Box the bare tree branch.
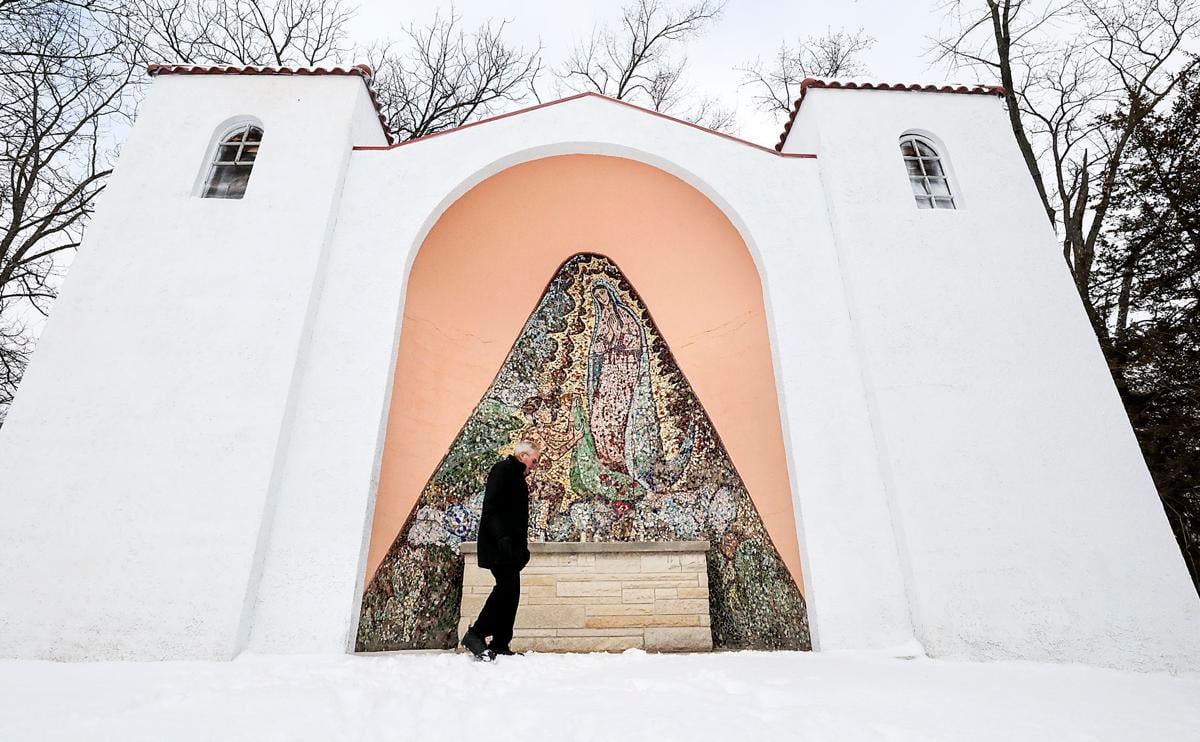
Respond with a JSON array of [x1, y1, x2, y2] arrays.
[[361, 11, 542, 141], [0, 0, 358, 423], [0, 1, 136, 423], [931, 0, 1199, 331], [114, 0, 354, 67], [738, 28, 876, 116], [555, 0, 735, 130]]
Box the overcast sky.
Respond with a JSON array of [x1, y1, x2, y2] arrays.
[[348, 0, 967, 146], [18, 1, 974, 341]]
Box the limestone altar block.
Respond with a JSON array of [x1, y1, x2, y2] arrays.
[[457, 541, 713, 653]]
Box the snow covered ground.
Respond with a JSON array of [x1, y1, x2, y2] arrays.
[[2, 649, 1198, 741]]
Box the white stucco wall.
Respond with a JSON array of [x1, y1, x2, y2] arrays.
[[246, 94, 916, 656], [0, 73, 386, 660], [2, 73, 1194, 670], [785, 87, 1200, 671]]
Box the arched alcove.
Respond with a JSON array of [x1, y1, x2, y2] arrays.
[[359, 154, 805, 647]]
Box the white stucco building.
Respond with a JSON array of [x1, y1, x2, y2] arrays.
[[0, 65, 1196, 671]]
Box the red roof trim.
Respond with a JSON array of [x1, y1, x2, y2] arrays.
[[146, 63, 394, 144], [774, 78, 1006, 152], [351, 91, 817, 159]]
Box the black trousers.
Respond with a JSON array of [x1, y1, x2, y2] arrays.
[[470, 567, 521, 648]]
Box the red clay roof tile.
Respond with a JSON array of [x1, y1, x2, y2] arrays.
[[146, 64, 393, 144], [774, 78, 1006, 152]]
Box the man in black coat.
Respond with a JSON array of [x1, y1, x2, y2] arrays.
[[461, 439, 541, 660]]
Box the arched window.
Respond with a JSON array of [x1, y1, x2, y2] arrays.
[[900, 134, 956, 210], [201, 124, 263, 199]]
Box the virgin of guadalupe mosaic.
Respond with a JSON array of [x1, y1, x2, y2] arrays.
[[356, 253, 810, 651]]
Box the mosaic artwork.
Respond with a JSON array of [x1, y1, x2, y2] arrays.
[[356, 253, 810, 651]]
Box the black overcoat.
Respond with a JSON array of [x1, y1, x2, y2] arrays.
[[476, 455, 531, 570]]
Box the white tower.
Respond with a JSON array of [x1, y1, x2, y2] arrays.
[[781, 79, 1200, 670], [0, 66, 389, 660]]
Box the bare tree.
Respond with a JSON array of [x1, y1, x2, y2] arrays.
[[115, 0, 355, 66], [361, 11, 542, 141], [556, 0, 735, 130], [0, 0, 134, 424], [739, 28, 877, 116], [686, 94, 738, 132], [0, 314, 30, 423], [932, 0, 1200, 315], [932, 1, 1063, 228], [935, 1, 1200, 594]]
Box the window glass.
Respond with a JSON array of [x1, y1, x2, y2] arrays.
[[900, 135, 956, 210], [201, 124, 263, 199]]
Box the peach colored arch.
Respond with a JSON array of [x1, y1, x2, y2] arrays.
[[364, 154, 804, 592]]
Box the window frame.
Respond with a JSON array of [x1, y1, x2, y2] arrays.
[[899, 133, 958, 211], [198, 121, 264, 200]]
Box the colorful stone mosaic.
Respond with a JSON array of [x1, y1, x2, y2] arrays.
[[356, 253, 810, 652]]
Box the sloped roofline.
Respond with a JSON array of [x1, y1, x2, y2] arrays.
[[773, 78, 1006, 152], [143, 67, 1006, 156], [351, 91, 816, 159]]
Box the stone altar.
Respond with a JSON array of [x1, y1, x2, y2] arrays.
[[457, 541, 713, 653]]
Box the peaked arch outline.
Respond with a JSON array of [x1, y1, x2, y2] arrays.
[[356, 253, 810, 652]]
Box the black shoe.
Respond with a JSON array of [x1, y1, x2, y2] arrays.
[[489, 644, 523, 656], [461, 629, 495, 661]]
